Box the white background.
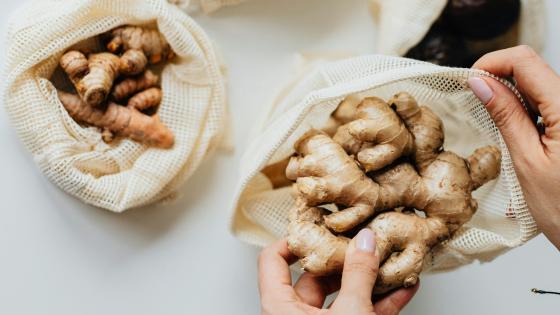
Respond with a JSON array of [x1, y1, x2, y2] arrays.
[[1, 0, 559, 314]]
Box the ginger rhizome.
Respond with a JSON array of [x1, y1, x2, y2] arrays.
[[58, 91, 173, 148], [106, 25, 175, 64], [57, 25, 175, 148], [284, 92, 501, 294], [333, 96, 414, 172]]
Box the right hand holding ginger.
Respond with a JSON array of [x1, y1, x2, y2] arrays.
[[468, 45, 560, 249]]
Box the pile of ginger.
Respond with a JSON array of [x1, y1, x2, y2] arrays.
[[56, 25, 176, 148], [265, 92, 502, 294]]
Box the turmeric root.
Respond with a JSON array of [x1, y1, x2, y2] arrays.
[[60, 51, 148, 107], [112, 70, 159, 101], [333, 97, 414, 172], [127, 87, 162, 111], [119, 49, 148, 76], [286, 92, 501, 293], [106, 25, 175, 64], [58, 91, 174, 148]]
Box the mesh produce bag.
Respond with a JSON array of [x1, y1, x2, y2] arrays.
[[370, 0, 546, 57], [3, 0, 228, 212], [230, 55, 537, 272], [170, 0, 246, 13]]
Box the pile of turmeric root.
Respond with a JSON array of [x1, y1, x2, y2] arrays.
[[56, 25, 176, 148], [269, 92, 502, 294]]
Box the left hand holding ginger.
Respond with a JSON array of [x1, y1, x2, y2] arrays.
[[257, 229, 419, 315]]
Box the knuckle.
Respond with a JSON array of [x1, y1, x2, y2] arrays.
[[345, 259, 379, 277], [477, 51, 494, 63], [487, 100, 517, 130], [516, 45, 537, 59]]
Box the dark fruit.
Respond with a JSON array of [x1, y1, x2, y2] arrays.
[[405, 26, 472, 67], [442, 0, 521, 40]]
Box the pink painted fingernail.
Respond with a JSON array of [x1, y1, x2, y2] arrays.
[[468, 77, 494, 104], [356, 229, 376, 253]]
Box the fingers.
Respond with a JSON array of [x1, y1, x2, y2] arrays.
[[337, 228, 380, 304], [467, 76, 542, 159], [257, 240, 298, 299], [374, 282, 420, 315], [293, 273, 341, 308], [473, 45, 560, 114]]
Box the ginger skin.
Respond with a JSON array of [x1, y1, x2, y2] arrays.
[[60, 51, 148, 107], [286, 92, 501, 294], [58, 91, 174, 148], [287, 201, 349, 275], [107, 25, 175, 64], [286, 131, 384, 232], [112, 70, 159, 101], [333, 97, 414, 172]]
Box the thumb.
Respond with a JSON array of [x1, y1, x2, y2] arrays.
[[336, 228, 379, 304], [467, 77, 541, 158]]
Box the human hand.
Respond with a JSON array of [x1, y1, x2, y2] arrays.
[[257, 229, 419, 315], [467, 45, 560, 249]]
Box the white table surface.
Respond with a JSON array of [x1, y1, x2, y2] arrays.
[[1, 0, 559, 314]]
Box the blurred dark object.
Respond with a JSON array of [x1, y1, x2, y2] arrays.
[[405, 26, 472, 67], [405, 0, 521, 67], [442, 0, 521, 40]]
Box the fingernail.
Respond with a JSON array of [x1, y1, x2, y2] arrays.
[[468, 77, 494, 104], [356, 228, 375, 253]]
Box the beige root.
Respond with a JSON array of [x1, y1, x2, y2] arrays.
[[287, 201, 349, 275], [58, 91, 174, 148], [60, 51, 148, 107], [333, 97, 414, 172], [106, 25, 175, 64], [285, 131, 383, 233], [286, 92, 501, 293]]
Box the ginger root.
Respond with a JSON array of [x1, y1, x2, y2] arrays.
[[333, 97, 414, 172], [106, 25, 175, 64], [58, 91, 174, 148], [60, 51, 148, 107], [286, 92, 501, 293], [286, 131, 384, 233]]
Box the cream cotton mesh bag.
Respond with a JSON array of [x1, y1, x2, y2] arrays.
[[230, 55, 538, 272], [369, 0, 546, 57], [169, 0, 246, 13], [4, 0, 228, 212]]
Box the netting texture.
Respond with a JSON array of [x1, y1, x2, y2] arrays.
[[4, 0, 228, 212], [169, 0, 246, 13], [230, 55, 538, 272]]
